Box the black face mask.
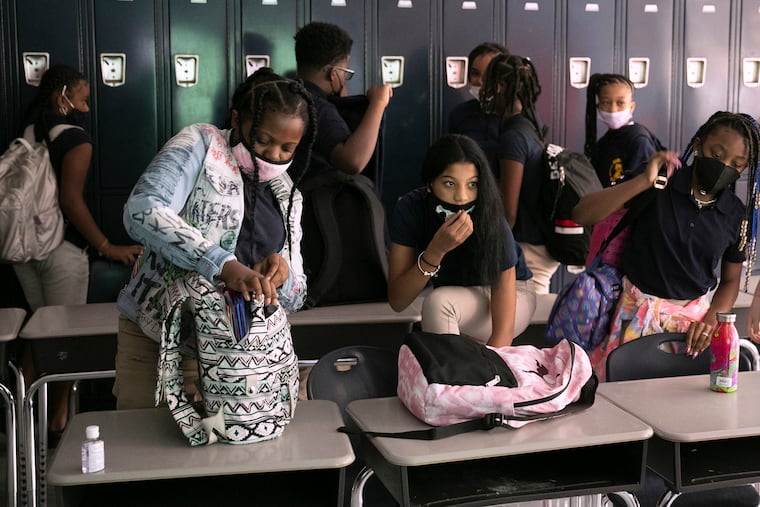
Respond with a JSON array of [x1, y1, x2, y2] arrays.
[[693, 156, 740, 196], [427, 193, 475, 222], [66, 109, 89, 130]]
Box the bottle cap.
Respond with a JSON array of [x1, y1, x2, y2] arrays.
[[717, 312, 736, 323], [85, 425, 100, 439]]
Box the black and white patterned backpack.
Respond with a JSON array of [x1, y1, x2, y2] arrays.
[[156, 271, 299, 446]]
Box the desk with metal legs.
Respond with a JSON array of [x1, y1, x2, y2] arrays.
[[598, 372, 760, 507], [47, 401, 354, 507], [346, 396, 653, 507], [18, 302, 119, 507], [1, 307, 26, 507]]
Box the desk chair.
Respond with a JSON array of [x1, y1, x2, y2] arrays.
[[306, 345, 398, 507], [605, 332, 760, 507]]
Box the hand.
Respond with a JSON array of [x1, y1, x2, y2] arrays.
[[367, 84, 392, 108], [252, 253, 290, 289], [748, 293, 760, 343], [218, 260, 278, 305], [685, 320, 715, 357], [643, 150, 681, 186], [428, 210, 473, 257], [104, 244, 143, 266]]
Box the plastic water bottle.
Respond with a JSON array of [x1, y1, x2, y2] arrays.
[[81, 425, 105, 473], [709, 312, 739, 393]]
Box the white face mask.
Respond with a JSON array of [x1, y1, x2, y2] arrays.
[[232, 142, 292, 182], [468, 85, 481, 101], [597, 109, 633, 130]]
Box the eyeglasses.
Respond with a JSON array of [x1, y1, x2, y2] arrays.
[[332, 65, 355, 81]]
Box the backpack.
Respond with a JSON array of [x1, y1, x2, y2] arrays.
[[0, 124, 81, 263], [540, 144, 603, 266], [156, 271, 299, 446], [379, 332, 598, 438], [299, 170, 389, 308]]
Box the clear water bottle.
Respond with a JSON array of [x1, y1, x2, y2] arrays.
[[709, 312, 739, 393], [81, 424, 105, 473]]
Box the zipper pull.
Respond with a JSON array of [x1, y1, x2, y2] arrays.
[[485, 375, 501, 387]]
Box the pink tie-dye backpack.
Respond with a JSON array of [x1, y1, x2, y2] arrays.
[[391, 332, 597, 437]]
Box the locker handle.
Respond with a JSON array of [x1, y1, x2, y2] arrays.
[[22, 52, 50, 87]]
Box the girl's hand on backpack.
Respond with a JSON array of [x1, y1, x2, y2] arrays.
[[103, 243, 143, 266], [253, 253, 289, 289], [429, 210, 473, 258], [219, 260, 278, 304]]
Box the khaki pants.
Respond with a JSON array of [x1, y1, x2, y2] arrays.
[[519, 242, 561, 295], [113, 315, 199, 410]]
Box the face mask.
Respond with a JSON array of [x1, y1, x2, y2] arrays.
[[693, 156, 740, 196], [597, 109, 633, 130], [232, 141, 293, 182], [428, 193, 475, 222], [468, 85, 480, 101], [66, 110, 89, 128], [232, 141, 254, 174]]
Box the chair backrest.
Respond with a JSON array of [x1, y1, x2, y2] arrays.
[[306, 345, 398, 418], [606, 332, 757, 382]]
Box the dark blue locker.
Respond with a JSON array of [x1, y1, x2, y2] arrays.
[[0, 0, 14, 151], [680, 0, 732, 149], [93, 0, 160, 244], [505, 0, 557, 142], [241, 0, 300, 79], [376, 0, 431, 213], [625, 0, 675, 149], [564, 0, 616, 152], [738, 0, 760, 118], [309, 0, 366, 96], [168, 0, 232, 132], [441, 0, 500, 135]]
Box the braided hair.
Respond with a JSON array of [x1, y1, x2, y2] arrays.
[[28, 64, 87, 142], [420, 134, 507, 285], [479, 53, 546, 141], [681, 111, 760, 292], [584, 73, 635, 163], [229, 67, 317, 261]]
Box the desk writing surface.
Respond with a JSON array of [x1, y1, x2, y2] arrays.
[[0, 307, 26, 342], [47, 400, 354, 486], [598, 371, 760, 443], [346, 396, 652, 467], [19, 302, 119, 339], [288, 298, 422, 326]]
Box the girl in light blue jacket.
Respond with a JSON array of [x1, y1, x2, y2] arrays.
[[114, 69, 316, 409]]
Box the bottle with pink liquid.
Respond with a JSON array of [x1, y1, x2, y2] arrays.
[[709, 312, 739, 393]]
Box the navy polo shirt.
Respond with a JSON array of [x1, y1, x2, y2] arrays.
[[390, 187, 529, 287], [594, 123, 658, 187], [496, 113, 545, 244], [622, 165, 745, 300], [448, 99, 502, 177]]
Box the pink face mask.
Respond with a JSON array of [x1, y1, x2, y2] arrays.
[[232, 142, 293, 182]]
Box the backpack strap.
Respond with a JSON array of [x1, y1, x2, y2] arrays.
[[48, 124, 83, 143]]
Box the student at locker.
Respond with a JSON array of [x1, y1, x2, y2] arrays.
[[573, 111, 760, 381], [448, 41, 509, 175], [584, 73, 663, 187], [113, 68, 316, 409], [13, 64, 143, 441], [480, 53, 560, 295], [292, 21, 392, 182], [388, 134, 536, 347]]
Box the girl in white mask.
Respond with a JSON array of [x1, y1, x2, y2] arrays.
[[584, 73, 664, 188]]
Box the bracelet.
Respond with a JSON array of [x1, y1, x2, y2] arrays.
[[417, 251, 440, 278], [97, 238, 110, 257]]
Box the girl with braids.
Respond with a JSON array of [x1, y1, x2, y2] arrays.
[[480, 53, 559, 295], [388, 134, 535, 347], [114, 68, 316, 409], [584, 73, 662, 187], [14, 64, 142, 439], [573, 111, 760, 380]]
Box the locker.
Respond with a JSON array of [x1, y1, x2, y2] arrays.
[[376, 0, 432, 214], [309, 0, 367, 96], [440, 0, 500, 135], [564, 0, 616, 153], [625, 0, 675, 149], [241, 0, 300, 79], [737, 0, 760, 118], [505, 0, 558, 143], [680, 0, 732, 149], [0, 0, 13, 152], [168, 0, 232, 132], [93, 0, 160, 244]]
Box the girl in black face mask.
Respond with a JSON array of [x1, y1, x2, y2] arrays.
[[387, 134, 537, 348], [573, 111, 760, 381]]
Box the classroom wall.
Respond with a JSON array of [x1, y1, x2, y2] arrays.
[[1, 0, 757, 307]]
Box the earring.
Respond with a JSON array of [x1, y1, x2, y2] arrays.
[[694, 150, 699, 156], [59, 106, 68, 115]]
